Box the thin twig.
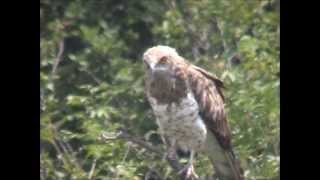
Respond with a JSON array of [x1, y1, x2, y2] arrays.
[[40, 153, 47, 180], [52, 125, 85, 175], [41, 38, 65, 113], [122, 132, 163, 156], [211, 17, 228, 54], [88, 158, 97, 180], [52, 39, 65, 76], [51, 138, 69, 167], [121, 143, 131, 163], [80, 68, 103, 85], [115, 143, 131, 179]]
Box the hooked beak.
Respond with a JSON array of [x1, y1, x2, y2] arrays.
[[143, 57, 169, 76], [143, 58, 157, 72]]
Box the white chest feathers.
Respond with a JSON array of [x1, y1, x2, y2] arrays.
[[149, 92, 207, 151]]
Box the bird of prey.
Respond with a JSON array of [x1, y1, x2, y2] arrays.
[[143, 45, 244, 180]]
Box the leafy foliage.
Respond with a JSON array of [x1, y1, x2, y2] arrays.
[[41, 0, 279, 179]]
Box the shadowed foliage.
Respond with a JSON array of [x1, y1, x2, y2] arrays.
[[41, 0, 279, 179]]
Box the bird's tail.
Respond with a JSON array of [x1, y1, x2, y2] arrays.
[[223, 149, 244, 180], [205, 131, 244, 180]]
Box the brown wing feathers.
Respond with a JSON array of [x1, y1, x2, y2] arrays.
[[188, 64, 244, 180], [191, 65, 225, 101], [187, 65, 232, 150]]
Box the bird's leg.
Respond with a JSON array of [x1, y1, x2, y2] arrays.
[[167, 139, 177, 160], [160, 135, 169, 162], [157, 125, 170, 162], [178, 150, 199, 179]]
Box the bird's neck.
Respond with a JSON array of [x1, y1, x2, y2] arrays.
[[148, 71, 188, 104]]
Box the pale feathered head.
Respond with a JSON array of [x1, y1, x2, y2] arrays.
[[143, 45, 189, 102], [142, 45, 182, 74]]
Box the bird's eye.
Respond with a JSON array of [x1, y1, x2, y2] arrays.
[[159, 56, 168, 64]]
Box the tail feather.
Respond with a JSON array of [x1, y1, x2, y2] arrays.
[[223, 150, 244, 180], [205, 130, 244, 180]]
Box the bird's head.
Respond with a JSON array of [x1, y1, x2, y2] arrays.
[[143, 46, 190, 102], [142, 45, 180, 77]]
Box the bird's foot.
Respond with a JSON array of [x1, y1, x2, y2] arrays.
[[167, 146, 178, 160], [178, 163, 199, 180]]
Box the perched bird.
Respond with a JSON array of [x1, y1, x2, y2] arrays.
[[143, 45, 244, 180]]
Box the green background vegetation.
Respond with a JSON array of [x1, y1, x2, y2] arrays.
[[40, 0, 279, 179]]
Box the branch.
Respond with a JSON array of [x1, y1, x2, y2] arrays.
[[41, 38, 65, 112], [100, 129, 198, 180], [100, 130, 163, 156], [52, 39, 65, 76], [88, 158, 97, 180], [40, 153, 47, 180]]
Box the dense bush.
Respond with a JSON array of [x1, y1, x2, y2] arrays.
[[40, 0, 279, 179]]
